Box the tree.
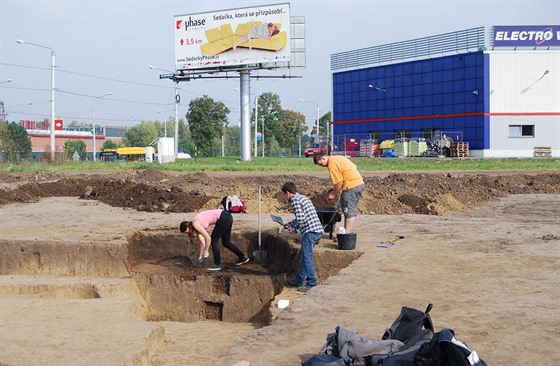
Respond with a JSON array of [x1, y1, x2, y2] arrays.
[[63, 140, 87, 161], [0, 121, 32, 162], [122, 121, 159, 147], [255, 92, 282, 156], [319, 111, 332, 144], [276, 109, 307, 156], [157, 118, 175, 139], [177, 119, 194, 154], [223, 125, 241, 156], [306, 111, 332, 144], [185, 96, 230, 157], [102, 139, 120, 150], [0, 121, 8, 161]]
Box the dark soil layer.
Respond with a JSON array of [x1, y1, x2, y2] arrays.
[[1, 169, 559, 215]]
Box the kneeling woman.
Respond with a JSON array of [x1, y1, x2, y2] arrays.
[[180, 209, 249, 271]]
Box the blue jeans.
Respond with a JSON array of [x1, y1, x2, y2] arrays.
[[295, 231, 322, 287]]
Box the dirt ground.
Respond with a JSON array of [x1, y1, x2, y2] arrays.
[[2, 168, 560, 216], [0, 168, 559, 365]]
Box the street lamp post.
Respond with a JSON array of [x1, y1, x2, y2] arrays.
[[92, 93, 112, 162], [17, 39, 56, 161], [0, 80, 12, 122], [161, 102, 176, 138], [261, 105, 265, 157], [149, 66, 180, 159], [255, 95, 259, 158], [298, 99, 320, 143]]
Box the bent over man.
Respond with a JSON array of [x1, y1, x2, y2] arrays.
[[313, 153, 365, 233]]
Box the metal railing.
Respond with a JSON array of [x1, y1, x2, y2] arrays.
[[331, 27, 488, 71]]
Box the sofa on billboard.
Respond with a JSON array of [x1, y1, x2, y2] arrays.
[[200, 21, 287, 56]]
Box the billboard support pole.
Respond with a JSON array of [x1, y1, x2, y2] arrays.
[[239, 70, 251, 161]]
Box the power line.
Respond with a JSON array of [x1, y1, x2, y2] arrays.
[[1, 62, 197, 95], [3, 85, 175, 107], [1, 85, 51, 92], [1, 62, 169, 89], [1, 62, 279, 123]]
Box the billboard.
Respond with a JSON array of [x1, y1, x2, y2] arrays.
[[493, 25, 560, 48], [174, 3, 291, 71]]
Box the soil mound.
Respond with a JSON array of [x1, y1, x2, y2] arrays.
[[1, 170, 559, 215]]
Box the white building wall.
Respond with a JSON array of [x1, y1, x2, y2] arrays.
[[489, 51, 559, 112], [486, 117, 559, 157], [487, 51, 560, 157]]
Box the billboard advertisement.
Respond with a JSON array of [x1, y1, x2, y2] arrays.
[[493, 25, 560, 48], [174, 3, 291, 71]]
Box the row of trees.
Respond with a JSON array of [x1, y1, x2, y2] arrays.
[[0, 121, 92, 162], [122, 92, 331, 157], [1, 92, 332, 162]]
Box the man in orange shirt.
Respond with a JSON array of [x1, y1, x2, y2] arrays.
[[313, 153, 365, 233]]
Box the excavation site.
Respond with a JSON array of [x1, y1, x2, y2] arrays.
[[1, 169, 559, 365], [128, 229, 360, 324]]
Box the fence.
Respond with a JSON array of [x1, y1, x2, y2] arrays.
[[331, 131, 465, 158]]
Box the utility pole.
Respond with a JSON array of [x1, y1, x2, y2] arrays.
[[17, 40, 56, 160]]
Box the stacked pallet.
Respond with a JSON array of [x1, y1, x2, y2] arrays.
[[372, 144, 381, 157], [451, 142, 469, 157], [393, 139, 409, 157], [359, 140, 382, 157], [359, 140, 374, 157], [534, 146, 551, 157], [407, 139, 428, 157]]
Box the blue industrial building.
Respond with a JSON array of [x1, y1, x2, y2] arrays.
[[330, 26, 559, 157]]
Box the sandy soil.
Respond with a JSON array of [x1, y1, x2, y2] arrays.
[[0, 169, 559, 366]]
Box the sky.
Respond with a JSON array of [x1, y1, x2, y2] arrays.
[[1, 0, 559, 133]]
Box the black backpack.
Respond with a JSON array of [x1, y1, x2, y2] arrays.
[[413, 328, 488, 366], [366, 304, 435, 366], [382, 304, 434, 344]]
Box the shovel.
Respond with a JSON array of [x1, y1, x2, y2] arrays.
[[377, 235, 405, 248], [253, 185, 267, 263]]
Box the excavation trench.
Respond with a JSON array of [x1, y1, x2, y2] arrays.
[[1, 228, 361, 326], [128, 229, 362, 324]]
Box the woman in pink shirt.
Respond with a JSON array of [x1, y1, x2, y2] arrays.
[[180, 209, 249, 271]]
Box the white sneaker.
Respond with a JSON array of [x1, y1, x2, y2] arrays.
[[203, 251, 209, 259], [338, 227, 346, 234]]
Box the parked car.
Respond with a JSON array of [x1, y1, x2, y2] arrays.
[[304, 143, 329, 157]]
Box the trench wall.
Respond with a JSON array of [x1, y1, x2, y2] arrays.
[[0, 240, 131, 277], [128, 230, 361, 324], [1, 228, 362, 325]]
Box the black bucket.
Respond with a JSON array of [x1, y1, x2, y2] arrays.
[[337, 233, 357, 250]]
